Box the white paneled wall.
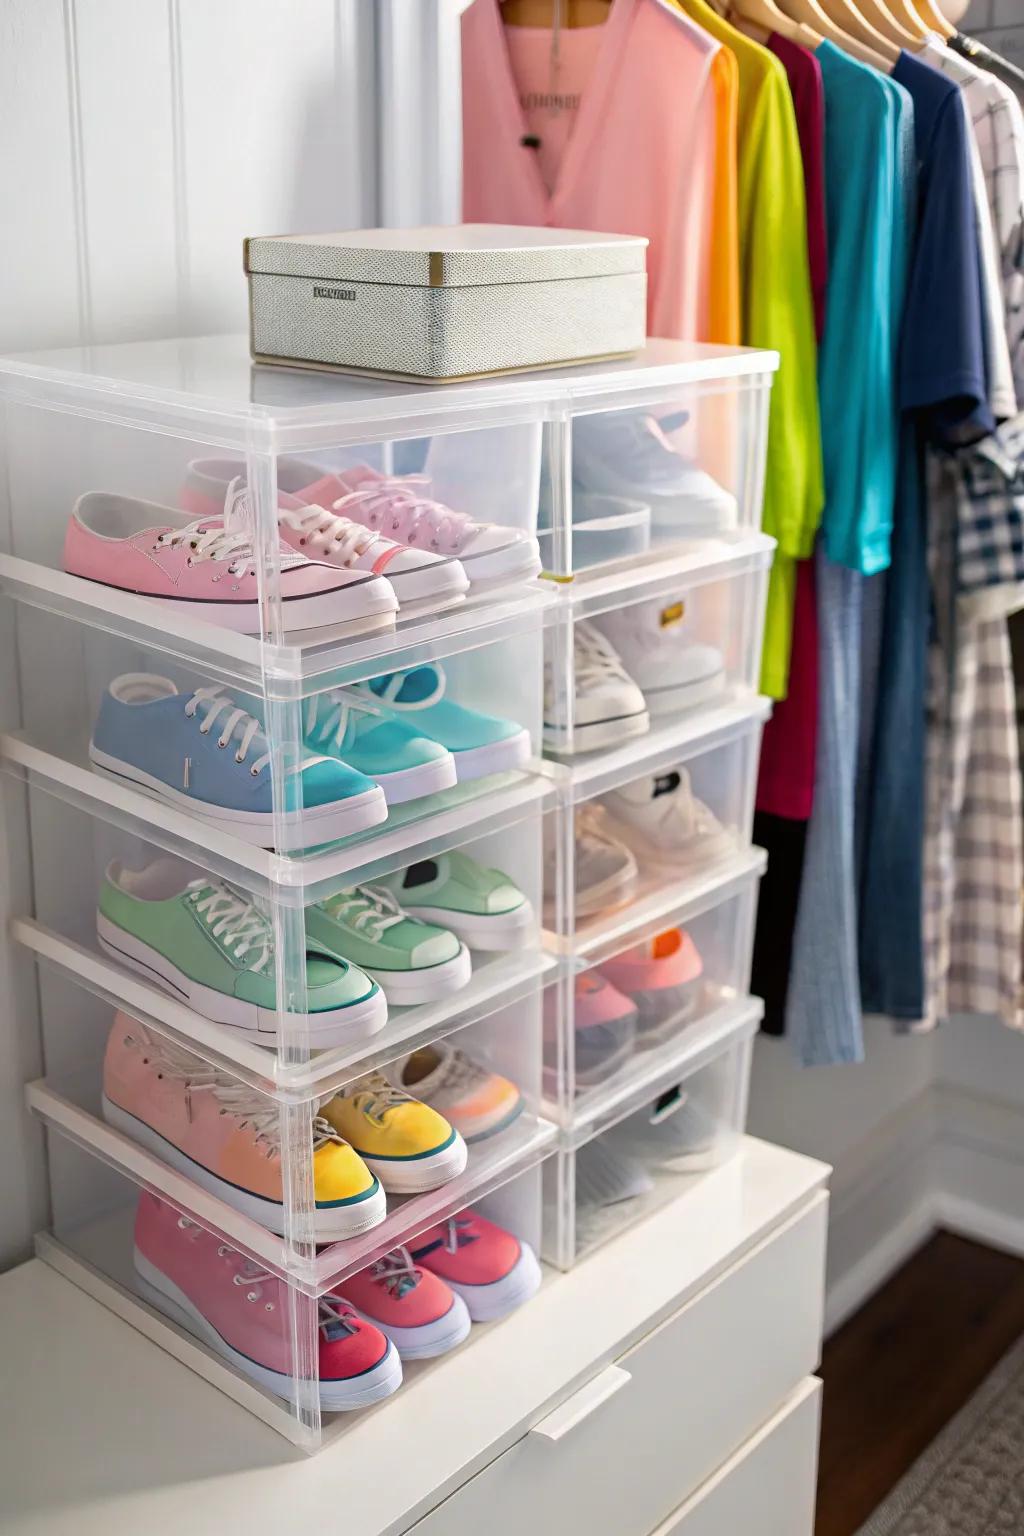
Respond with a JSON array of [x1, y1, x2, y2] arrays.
[[0, 0, 384, 1268]]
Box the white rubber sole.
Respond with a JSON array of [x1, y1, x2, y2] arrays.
[[354, 1292, 472, 1361], [365, 943, 472, 1006], [368, 752, 458, 807], [399, 899, 535, 953], [361, 1129, 468, 1194], [435, 1242, 543, 1323], [96, 912, 388, 1044], [134, 1250, 403, 1410], [643, 667, 726, 719], [387, 558, 470, 611], [544, 708, 650, 756], [102, 1095, 387, 1240], [109, 573, 398, 635], [598, 816, 737, 874], [89, 747, 388, 848], [462, 537, 542, 591], [451, 728, 532, 783]]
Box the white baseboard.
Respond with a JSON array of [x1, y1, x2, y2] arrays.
[[823, 1083, 1024, 1333]]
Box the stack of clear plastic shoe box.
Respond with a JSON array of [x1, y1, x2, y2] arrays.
[[0, 334, 776, 1449]]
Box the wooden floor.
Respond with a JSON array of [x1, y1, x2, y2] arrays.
[[815, 1231, 1024, 1536]]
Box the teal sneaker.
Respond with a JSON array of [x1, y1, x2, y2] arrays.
[[303, 689, 457, 806], [307, 885, 471, 1006], [378, 852, 535, 953], [97, 858, 386, 1044], [354, 664, 532, 783]]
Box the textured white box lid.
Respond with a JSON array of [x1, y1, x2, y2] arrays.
[[244, 224, 648, 287]]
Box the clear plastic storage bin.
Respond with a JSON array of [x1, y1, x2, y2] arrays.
[[34, 1129, 546, 1447], [543, 854, 765, 1125], [543, 1000, 758, 1269], [0, 332, 774, 1449]]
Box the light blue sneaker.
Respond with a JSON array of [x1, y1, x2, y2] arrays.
[[303, 690, 457, 805], [355, 664, 532, 783], [90, 674, 387, 848]]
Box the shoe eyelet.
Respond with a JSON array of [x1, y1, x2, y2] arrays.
[[217, 1245, 231, 1256], [299, 537, 306, 545], [265, 1303, 275, 1312], [250, 766, 260, 777], [176, 1217, 191, 1230], [232, 1273, 245, 1285], [246, 1290, 259, 1302], [234, 752, 244, 764]]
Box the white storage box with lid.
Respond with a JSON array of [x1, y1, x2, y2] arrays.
[[244, 225, 648, 381]]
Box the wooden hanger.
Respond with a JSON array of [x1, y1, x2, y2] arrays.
[[723, 0, 823, 50], [849, 0, 919, 45], [774, 0, 891, 66], [500, 0, 612, 24], [909, 0, 954, 36], [815, 0, 901, 59]]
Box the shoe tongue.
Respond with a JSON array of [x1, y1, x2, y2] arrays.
[[401, 859, 439, 889], [369, 667, 435, 705], [651, 771, 681, 800], [335, 464, 383, 494], [295, 474, 347, 507]]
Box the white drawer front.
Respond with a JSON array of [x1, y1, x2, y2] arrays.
[[410, 1191, 828, 1536], [653, 1377, 822, 1536]]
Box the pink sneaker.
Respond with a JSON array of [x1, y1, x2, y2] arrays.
[[103, 1013, 386, 1241], [63, 489, 396, 634], [133, 1193, 402, 1410], [599, 928, 704, 1048], [543, 971, 638, 1096], [341, 1246, 471, 1360], [184, 457, 540, 592], [183, 459, 469, 612], [409, 1212, 542, 1321]]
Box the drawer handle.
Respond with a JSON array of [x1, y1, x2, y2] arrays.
[[528, 1364, 632, 1443]]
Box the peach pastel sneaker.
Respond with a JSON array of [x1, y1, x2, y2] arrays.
[[103, 1012, 386, 1240], [341, 1246, 471, 1360], [409, 1211, 542, 1322]]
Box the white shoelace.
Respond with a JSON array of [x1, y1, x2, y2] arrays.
[[333, 477, 473, 553], [186, 687, 335, 783], [438, 1216, 474, 1254], [174, 1215, 356, 1323], [574, 622, 634, 689], [369, 1246, 421, 1298], [278, 502, 386, 566], [186, 880, 273, 973], [155, 519, 259, 578], [121, 1027, 344, 1152], [303, 689, 388, 754], [347, 1071, 411, 1122], [321, 885, 408, 942]]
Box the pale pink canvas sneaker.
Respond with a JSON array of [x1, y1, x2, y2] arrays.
[[341, 1246, 471, 1360], [103, 1013, 386, 1241], [182, 459, 469, 612], [133, 1193, 402, 1410], [409, 1211, 542, 1322], [543, 971, 638, 1097], [599, 928, 704, 1048], [184, 457, 540, 592], [63, 489, 397, 634]]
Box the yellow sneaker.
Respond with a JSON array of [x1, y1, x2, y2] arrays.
[[312, 1119, 388, 1235], [321, 1072, 467, 1194]]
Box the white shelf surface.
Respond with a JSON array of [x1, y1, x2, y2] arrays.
[[2, 1137, 826, 1536], [548, 531, 775, 624]]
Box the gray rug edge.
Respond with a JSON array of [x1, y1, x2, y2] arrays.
[[855, 1328, 1024, 1535]]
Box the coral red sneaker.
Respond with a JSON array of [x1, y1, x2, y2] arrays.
[[64, 488, 396, 634], [133, 1193, 401, 1410], [342, 1246, 471, 1360], [599, 928, 704, 1047], [409, 1212, 542, 1322]]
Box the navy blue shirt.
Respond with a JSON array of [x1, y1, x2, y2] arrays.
[[893, 49, 993, 447]]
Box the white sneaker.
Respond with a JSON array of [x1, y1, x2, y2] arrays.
[[332, 466, 542, 591], [592, 600, 725, 717], [544, 620, 650, 755], [543, 804, 639, 923], [599, 768, 736, 869], [573, 410, 737, 536]]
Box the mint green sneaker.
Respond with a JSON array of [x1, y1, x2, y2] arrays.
[[355, 664, 532, 783], [307, 885, 471, 1006], [97, 858, 386, 1044], [378, 852, 535, 953]]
